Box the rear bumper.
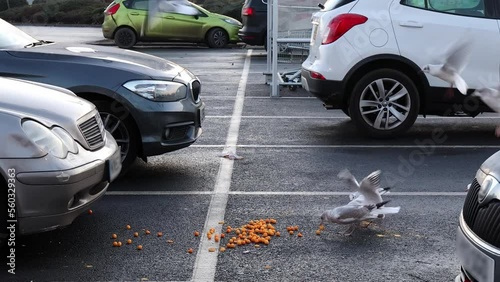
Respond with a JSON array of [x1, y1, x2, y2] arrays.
[[301, 69, 344, 109], [238, 29, 265, 45]]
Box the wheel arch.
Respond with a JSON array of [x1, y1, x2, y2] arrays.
[[205, 27, 229, 45], [72, 91, 144, 159], [112, 25, 138, 39], [342, 54, 430, 114]]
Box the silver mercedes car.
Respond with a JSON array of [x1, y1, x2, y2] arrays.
[[0, 77, 121, 237], [456, 151, 500, 282]]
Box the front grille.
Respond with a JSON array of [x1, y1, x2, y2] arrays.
[[78, 114, 105, 150], [191, 80, 201, 102], [463, 178, 500, 248]]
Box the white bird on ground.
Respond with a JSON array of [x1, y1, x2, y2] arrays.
[[320, 200, 399, 236], [422, 39, 473, 96], [338, 169, 390, 206], [217, 151, 244, 160]]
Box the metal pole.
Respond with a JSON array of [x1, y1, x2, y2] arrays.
[[271, 0, 279, 97], [264, 0, 272, 85]]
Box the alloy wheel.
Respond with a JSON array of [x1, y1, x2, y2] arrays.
[[100, 112, 130, 162]]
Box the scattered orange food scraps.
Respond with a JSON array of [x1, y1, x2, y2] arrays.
[[316, 230, 321, 235], [112, 242, 118, 247], [117, 241, 122, 247], [319, 225, 325, 231], [126, 225, 131, 230], [297, 233, 303, 237], [134, 232, 139, 237], [127, 239, 132, 244], [208, 247, 216, 252], [219, 247, 226, 252], [137, 245, 143, 250], [220, 233, 225, 238], [157, 232, 163, 237], [187, 248, 193, 254], [87, 209, 93, 215], [145, 230, 151, 235], [194, 231, 200, 237], [111, 234, 117, 239]]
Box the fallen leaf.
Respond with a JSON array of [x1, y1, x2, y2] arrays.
[[394, 234, 401, 238], [376, 234, 385, 238], [167, 240, 174, 244]]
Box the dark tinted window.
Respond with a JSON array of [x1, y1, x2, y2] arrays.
[[401, 0, 496, 18]]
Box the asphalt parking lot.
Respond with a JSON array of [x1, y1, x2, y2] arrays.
[[2, 27, 500, 282]]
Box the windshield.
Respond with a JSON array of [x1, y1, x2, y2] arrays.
[[322, 0, 356, 11], [0, 19, 39, 49]]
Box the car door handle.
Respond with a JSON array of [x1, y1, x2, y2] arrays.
[[399, 21, 423, 28], [130, 12, 139, 16]]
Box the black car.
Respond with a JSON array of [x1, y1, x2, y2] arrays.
[[238, 0, 267, 48], [0, 19, 205, 172], [456, 150, 500, 282]]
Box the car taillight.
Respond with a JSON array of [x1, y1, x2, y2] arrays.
[[310, 71, 326, 80], [105, 3, 120, 15], [242, 7, 255, 16], [322, 14, 368, 45]]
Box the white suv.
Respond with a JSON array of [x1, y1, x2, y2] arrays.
[[301, 0, 500, 137]]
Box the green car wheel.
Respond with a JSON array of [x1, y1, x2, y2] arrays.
[[114, 27, 137, 49], [206, 28, 228, 48]]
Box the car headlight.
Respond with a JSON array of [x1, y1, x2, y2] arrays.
[[123, 80, 187, 102], [478, 175, 499, 204], [222, 18, 241, 26], [22, 120, 78, 159]]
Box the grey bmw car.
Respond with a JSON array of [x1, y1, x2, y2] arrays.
[[0, 18, 205, 172], [0, 77, 121, 237], [456, 151, 500, 282]]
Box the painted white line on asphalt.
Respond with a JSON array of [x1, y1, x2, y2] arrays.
[[191, 144, 500, 149], [106, 191, 467, 196], [191, 49, 252, 282]]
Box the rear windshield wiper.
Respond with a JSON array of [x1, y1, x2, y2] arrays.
[[24, 40, 50, 48]]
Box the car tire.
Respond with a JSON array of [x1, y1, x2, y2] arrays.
[[348, 69, 420, 138], [93, 100, 138, 174], [206, 28, 228, 48], [114, 27, 137, 49]]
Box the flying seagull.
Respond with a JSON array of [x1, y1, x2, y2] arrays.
[[338, 169, 391, 206], [422, 39, 473, 97]]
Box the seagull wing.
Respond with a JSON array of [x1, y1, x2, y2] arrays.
[[335, 205, 372, 223], [359, 170, 383, 203], [453, 73, 468, 95], [338, 169, 360, 191], [443, 39, 473, 74]]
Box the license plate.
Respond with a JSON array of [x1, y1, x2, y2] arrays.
[[456, 227, 495, 282], [301, 76, 309, 91], [106, 147, 122, 182]]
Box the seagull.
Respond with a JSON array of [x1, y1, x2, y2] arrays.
[[217, 151, 244, 160], [422, 39, 473, 97], [338, 169, 390, 206], [320, 200, 399, 236], [472, 84, 500, 136]]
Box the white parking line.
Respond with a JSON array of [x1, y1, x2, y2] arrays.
[[106, 191, 467, 196], [191, 49, 252, 282], [191, 145, 500, 149]]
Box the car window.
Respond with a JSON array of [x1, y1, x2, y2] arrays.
[[129, 0, 149, 10], [322, 0, 356, 11], [401, 0, 491, 18]]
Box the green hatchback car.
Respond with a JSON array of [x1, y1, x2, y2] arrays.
[[102, 0, 242, 48]]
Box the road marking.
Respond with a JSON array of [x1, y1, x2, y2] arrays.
[[191, 144, 500, 149], [191, 49, 252, 282], [106, 191, 467, 196]]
